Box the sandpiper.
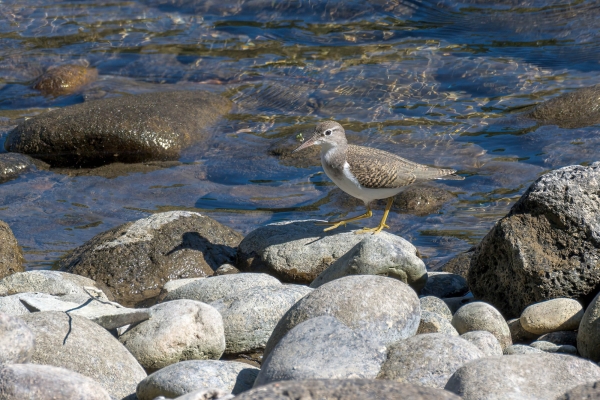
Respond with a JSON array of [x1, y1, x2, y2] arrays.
[[293, 121, 460, 234]]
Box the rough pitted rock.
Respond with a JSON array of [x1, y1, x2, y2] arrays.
[[136, 360, 259, 400], [527, 85, 600, 128], [441, 249, 474, 280], [33, 64, 98, 96], [557, 381, 600, 400], [120, 299, 225, 369], [0, 364, 111, 400], [0, 220, 24, 280], [530, 340, 578, 355], [417, 311, 459, 336], [469, 163, 600, 318], [19, 311, 146, 399], [60, 211, 243, 306], [0, 312, 34, 363], [420, 296, 453, 321], [378, 333, 483, 389], [5, 90, 232, 167], [460, 331, 503, 356], [255, 316, 386, 387], [504, 344, 545, 355], [0, 153, 47, 184], [577, 291, 600, 361], [310, 233, 427, 291], [451, 302, 512, 349], [507, 318, 539, 343], [420, 272, 469, 298], [445, 354, 600, 399], [235, 379, 462, 400], [520, 298, 584, 335], [263, 275, 420, 360]]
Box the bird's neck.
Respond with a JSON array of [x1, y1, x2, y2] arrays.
[[321, 142, 348, 171]]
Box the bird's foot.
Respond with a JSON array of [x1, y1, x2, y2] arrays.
[[354, 223, 389, 235], [317, 221, 347, 232]]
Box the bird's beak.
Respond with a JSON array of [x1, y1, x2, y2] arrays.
[[292, 134, 319, 153]]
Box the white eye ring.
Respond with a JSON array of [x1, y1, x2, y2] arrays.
[[325, 130, 332, 135]]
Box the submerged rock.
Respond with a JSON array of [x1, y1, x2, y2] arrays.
[[0, 220, 24, 280], [33, 64, 97, 96], [0, 153, 47, 184], [527, 85, 600, 128]]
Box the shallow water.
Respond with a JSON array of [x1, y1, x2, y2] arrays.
[[0, 0, 599, 269]]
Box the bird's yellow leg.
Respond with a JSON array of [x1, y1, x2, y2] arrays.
[[355, 197, 394, 235], [317, 207, 373, 232]]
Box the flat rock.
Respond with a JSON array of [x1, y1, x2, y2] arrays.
[[0, 220, 24, 280], [420, 296, 453, 322], [530, 340, 578, 355], [255, 316, 386, 387], [0, 153, 46, 184], [0, 312, 34, 363], [120, 299, 225, 370], [460, 331, 503, 356], [451, 302, 512, 349], [19, 311, 146, 399], [33, 64, 98, 96], [0, 364, 110, 400], [504, 344, 545, 355], [445, 354, 600, 399], [263, 275, 420, 360], [418, 311, 459, 336], [557, 381, 600, 400], [60, 211, 243, 306], [378, 333, 483, 389], [420, 272, 469, 298], [210, 284, 311, 355], [520, 298, 583, 335], [136, 360, 259, 400], [235, 379, 462, 400], [527, 85, 600, 128], [5, 90, 232, 167], [310, 233, 427, 291], [468, 163, 600, 318], [577, 291, 600, 361]]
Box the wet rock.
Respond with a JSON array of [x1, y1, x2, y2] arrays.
[[33, 64, 98, 96], [120, 299, 225, 370], [51, 160, 182, 178], [0, 312, 34, 363], [136, 360, 259, 400], [418, 311, 459, 336], [235, 379, 462, 400], [460, 331, 503, 356], [520, 298, 583, 335], [503, 344, 545, 355], [537, 331, 577, 346], [310, 233, 427, 291], [393, 184, 457, 216], [60, 211, 243, 306], [530, 340, 578, 355], [211, 284, 311, 355], [507, 318, 539, 343], [557, 381, 600, 400], [441, 249, 474, 280], [420, 296, 453, 321], [215, 264, 239, 275], [445, 354, 600, 399], [420, 272, 468, 298], [442, 295, 478, 314], [451, 302, 512, 349], [0, 364, 111, 400], [469, 163, 600, 318], [0, 220, 24, 280], [255, 316, 386, 387], [577, 291, 600, 361], [527, 85, 600, 128], [5, 90, 232, 167], [263, 275, 420, 360], [0, 153, 47, 184], [268, 137, 321, 168], [19, 311, 146, 399], [378, 333, 483, 389]]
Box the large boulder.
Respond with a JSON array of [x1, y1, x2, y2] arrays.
[[5, 90, 232, 167], [468, 163, 600, 317], [0, 312, 35, 363], [59, 211, 243, 306], [0, 220, 24, 280], [527, 85, 600, 128]]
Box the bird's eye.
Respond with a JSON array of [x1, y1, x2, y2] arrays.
[[325, 130, 332, 136]]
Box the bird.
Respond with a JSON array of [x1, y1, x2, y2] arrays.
[[292, 121, 461, 234]]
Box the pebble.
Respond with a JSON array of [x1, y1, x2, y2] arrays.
[[451, 302, 512, 349]]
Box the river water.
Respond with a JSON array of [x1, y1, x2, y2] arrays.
[[1, 0, 599, 269]]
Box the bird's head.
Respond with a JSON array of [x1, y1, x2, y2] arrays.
[[292, 121, 347, 153]]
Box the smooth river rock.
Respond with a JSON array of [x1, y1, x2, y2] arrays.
[[417, 311, 459, 336], [557, 381, 600, 400], [0, 312, 35, 363], [520, 298, 584, 335], [530, 340, 578, 355], [460, 331, 503, 356], [451, 302, 512, 349], [577, 291, 600, 361], [0, 220, 24, 280], [420, 296, 453, 321], [503, 344, 545, 355]]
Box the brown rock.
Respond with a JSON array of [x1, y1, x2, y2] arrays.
[[0, 221, 24, 280], [33, 64, 98, 96], [527, 85, 600, 129]]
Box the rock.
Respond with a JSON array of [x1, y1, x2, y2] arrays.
[[211, 284, 311, 355], [263, 276, 420, 360], [214, 264, 239, 275], [504, 344, 545, 355], [378, 333, 483, 389], [418, 311, 459, 336], [5, 90, 232, 167], [530, 340, 578, 355], [445, 354, 600, 399], [32, 64, 98, 96], [0, 220, 24, 280], [172, 389, 234, 400], [235, 379, 462, 400], [120, 299, 225, 370], [577, 291, 600, 361], [136, 360, 259, 400], [0, 294, 30, 315], [441, 250, 474, 280], [451, 302, 512, 349], [51, 160, 181, 178], [507, 318, 540, 343], [60, 211, 243, 306], [442, 295, 478, 314], [310, 233, 427, 291], [420, 272, 469, 298], [460, 331, 503, 356], [255, 316, 386, 387], [393, 184, 457, 216], [468, 163, 600, 318], [420, 296, 453, 321], [0, 364, 111, 400], [19, 311, 146, 399], [527, 85, 600, 128], [0, 312, 34, 363], [165, 273, 281, 304], [158, 277, 205, 301], [537, 331, 577, 346], [557, 381, 600, 400], [0, 153, 47, 184], [520, 298, 583, 335]]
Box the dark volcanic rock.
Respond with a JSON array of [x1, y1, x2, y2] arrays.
[[468, 163, 600, 318], [59, 211, 243, 306], [527, 85, 600, 128], [441, 249, 474, 280], [33, 64, 98, 96], [5, 90, 232, 167], [0, 220, 24, 280], [0, 153, 47, 183]]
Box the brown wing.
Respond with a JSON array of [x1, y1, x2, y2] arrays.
[[346, 145, 457, 189]]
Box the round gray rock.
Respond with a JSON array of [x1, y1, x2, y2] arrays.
[[255, 316, 386, 387], [378, 333, 484, 389], [503, 344, 545, 355], [508, 318, 540, 343], [420, 272, 469, 298], [0, 312, 34, 363], [445, 354, 600, 399], [452, 302, 512, 349], [577, 290, 600, 361], [556, 381, 600, 400], [0, 220, 24, 280], [520, 298, 583, 335], [460, 331, 503, 356], [19, 311, 146, 399], [418, 311, 458, 336], [420, 296, 453, 322], [136, 360, 259, 400], [263, 275, 420, 360], [120, 299, 225, 369], [530, 340, 578, 355]]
